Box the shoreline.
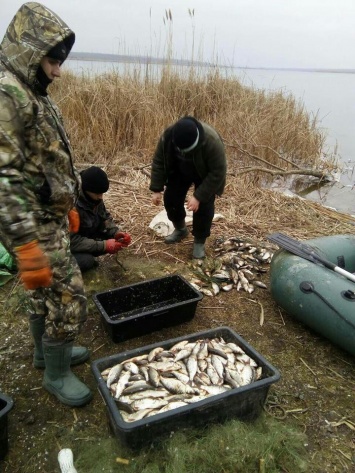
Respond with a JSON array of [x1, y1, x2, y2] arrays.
[[68, 52, 355, 75]]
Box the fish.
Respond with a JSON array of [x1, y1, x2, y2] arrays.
[[154, 401, 188, 413], [123, 362, 139, 375], [211, 354, 226, 379], [114, 371, 131, 399], [160, 377, 199, 395], [170, 340, 189, 353], [106, 363, 124, 388], [197, 341, 209, 360], [186, 354, 198, 382], [149, 361, 182, 372], [206, 360, 222, 385], [239, 365, 255, 386], [187, 236, 274, 295], [131, 398, 168, 411], [121, 408, 154, 422], [148, 367, 160, 388], [128, 389, 169, 400], [148, 347, 165, 362], [200, 385, 231, 395], [194, 371, 212, 386], [171, 370, 190, 384], [174, 347, 193, 362], [102, 335, 262, 420], [122, 381, 152, 395], [254, 281, 268, 289]]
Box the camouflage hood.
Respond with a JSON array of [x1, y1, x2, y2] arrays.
[[0, 2, 75, 87]]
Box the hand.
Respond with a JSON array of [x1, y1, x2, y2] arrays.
[[15, 240, 52, 290], [114, 232, 131, 247], [152, 192, 162, 206], [68, 209, 80, 233], [105, 239, 123, 254], [186, 196, 200, 212]]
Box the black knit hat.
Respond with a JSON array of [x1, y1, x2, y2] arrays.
[[47, 41, 68, 62], [81, 166, 109, 193], [172, 118, 199, 152]]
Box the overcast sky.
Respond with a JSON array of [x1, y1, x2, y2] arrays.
[[1, 0, 354, 69]]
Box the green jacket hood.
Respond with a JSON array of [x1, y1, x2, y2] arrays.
[[0, 2, 75, 87]]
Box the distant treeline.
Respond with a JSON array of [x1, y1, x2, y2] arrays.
[[68, 51, 355, 74]]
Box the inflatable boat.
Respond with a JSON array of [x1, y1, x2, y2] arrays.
[[269, 234, 355, 356]]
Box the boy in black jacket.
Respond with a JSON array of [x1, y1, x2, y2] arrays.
[[70, 166, 131, 272]]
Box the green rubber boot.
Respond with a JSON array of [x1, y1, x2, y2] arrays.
[[164, 220, 189, 244], [29, 316, 90, 369], [193, 239, 206, 259], [42, 340, 92, 407]]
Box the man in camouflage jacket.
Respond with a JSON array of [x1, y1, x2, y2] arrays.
[[0, 2, 91, 406]]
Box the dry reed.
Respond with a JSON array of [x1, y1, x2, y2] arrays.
[[51, 66, 353, 251]]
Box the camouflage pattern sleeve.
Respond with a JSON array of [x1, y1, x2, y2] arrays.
[[0, 89, 37, 246]]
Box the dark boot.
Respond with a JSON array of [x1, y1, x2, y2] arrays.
[[42, 340, 92, 407], [29, 316, 90, 369], [193, 238, 206, 259], [164, 220, 189, 244]]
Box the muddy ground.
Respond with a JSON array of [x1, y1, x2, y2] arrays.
[[0, 233, 354, 473]]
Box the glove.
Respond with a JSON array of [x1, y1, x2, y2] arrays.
[[68, 209, 80, 233], [114, 232, 131, 247], [105, 239, 123, 254], [15, 240, 52, 290]]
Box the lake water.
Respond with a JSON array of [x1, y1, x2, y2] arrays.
[[64, 59, 355, 215]]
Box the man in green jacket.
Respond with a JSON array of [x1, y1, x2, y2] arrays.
[[0, 3, 91, 406], [150, 117, 227, 258]]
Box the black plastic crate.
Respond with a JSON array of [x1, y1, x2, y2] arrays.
[[91, 326, 281, 449], [92, 274, 203, 342], [0, 393, 13, 460]]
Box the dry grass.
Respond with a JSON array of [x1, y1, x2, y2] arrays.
[[53, 66, 336, 178], [50, 65, 354, 243]]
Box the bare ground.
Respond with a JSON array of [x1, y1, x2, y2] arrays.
[[1, 176, 355, 472]]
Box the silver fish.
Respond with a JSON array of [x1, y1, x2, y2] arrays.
[[122, 381, 152, 395], [115, 371, 131, 399], [106, 363, 123, 388], [149, 361, 182, 372], [154, 401, 188, 414], [123, 362, 139, 375], [171, 370, 190, 384], [201, 385, 231, 395], [197, 341, 209, 360], [148, 367, 160, 388], [128, 389, 168, 400], [206, 360, 222, 385], [239, 364, 255, 386], [121, 408, 154, 422], [186, 354, 198, 382], [148, 347, 164, 362], [131, 398, 168, 411], [160, 377, 198, 395], [174, 347, 193, 362], [211, 354, 225, 379], [170, 340, 189, 353]]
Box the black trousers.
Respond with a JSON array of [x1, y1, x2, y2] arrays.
[[72, 252, 100, 273], [163, 174, 215, 240]]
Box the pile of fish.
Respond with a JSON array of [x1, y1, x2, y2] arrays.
[[188, 237, 274, 296], [101, 337, 262, 423]]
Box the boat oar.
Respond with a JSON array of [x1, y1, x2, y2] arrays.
[[267, 232, 355, 284]]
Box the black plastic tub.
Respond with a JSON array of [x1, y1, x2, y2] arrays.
[[91, 326, 281, 449], [92, 274, 203, 343], [0, 393, 13, 460]]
